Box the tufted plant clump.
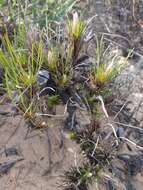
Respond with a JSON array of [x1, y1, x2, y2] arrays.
[[0, 26, 44, 124], [90, 36, 130, 92], [62, 164, 93, 190], [46, 47, 73, 89], [78, 36, 132, 119], [44, 12, 87, 90], [64, 123, 117, 190]]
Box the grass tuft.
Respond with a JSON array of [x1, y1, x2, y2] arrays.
[[90, 36, 131, 89]]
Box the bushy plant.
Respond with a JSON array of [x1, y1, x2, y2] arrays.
[[46, 47, 73, 88], [63, 164, 93, 190], [0, 26, 43, 117], [90, 36, 130, 89], [44, 12, 87, 89]]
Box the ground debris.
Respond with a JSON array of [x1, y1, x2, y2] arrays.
[[118, 154, 143, 176], [0, 158, 23, 176], [5, 147, 20, 157]]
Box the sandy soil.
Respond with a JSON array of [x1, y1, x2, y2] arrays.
[[0, 104, 82, 190]]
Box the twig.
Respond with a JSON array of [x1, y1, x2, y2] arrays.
[[96, 95, 118, 143], [96, 95, 109, 118], [132, 0, 136, 21], [16, 86, 30, 102], [71, 112, 76, 130], [37, 87, 55, 99], [113, 99, 128, 120], [119, 137, 143, 150], [113, 121, 143, 132], [91, 136, 99, 157], [74, 152, 81, 175], [69, 98, 87, 111], [87, 15, 97, 26], [100, 32, 131, 44], [107, 123, 118, 140], [23, 98, 35, 117], [104, 37, 143, 58], [100, 17, 111, 33]]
